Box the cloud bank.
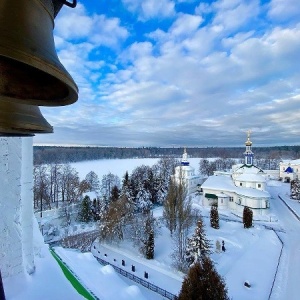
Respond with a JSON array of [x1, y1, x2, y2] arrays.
[[35, 0, 300, 147]]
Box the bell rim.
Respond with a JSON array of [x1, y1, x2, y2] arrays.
[[0, 46, 79, 107]]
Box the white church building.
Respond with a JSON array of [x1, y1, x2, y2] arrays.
[[173, 148, 202, 195], [279, 159, 300, 182], [201, 132, 270, 216]]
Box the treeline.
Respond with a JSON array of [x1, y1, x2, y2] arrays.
[[34, 157, 178, 213], [34, 145, 300, 164]]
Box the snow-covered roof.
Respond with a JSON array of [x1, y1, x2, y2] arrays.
[[281, 159, 300, 165], [233, 164, 264, 175], [201, 175, 270, 198], [235, 173, 266, 183]]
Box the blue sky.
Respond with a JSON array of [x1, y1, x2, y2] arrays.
[[35, 0, 300, 147]]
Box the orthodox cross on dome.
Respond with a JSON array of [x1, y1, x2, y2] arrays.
[[244, 130, 254, 166], [181, 147, 190, 166], [245, 130, 252, 146]]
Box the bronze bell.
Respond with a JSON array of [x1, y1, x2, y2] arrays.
[[0, 0, 78, 106], [0, 100, 53, 136]]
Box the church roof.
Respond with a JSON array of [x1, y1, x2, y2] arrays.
[[284, 166, 293, 173], [202, 175, 270, 198], [233, 164, 264, 175], [235, 173, 265, 183], [281, 159, 300, 165]]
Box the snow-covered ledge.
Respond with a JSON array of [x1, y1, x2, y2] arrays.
[[0, 137, 35, 278]]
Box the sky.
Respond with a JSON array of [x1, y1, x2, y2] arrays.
[[34, 0, 300, 147]]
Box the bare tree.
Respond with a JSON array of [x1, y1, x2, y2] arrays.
[[34, 165, 50, 212], [85, 171, 100, 192], [101, 172, 120, 201], [60, 164, 81, 203], [165, 170, 194, 272], [99, 195, 133, 244], [199, 159, 216, 177], [163, 179, 178, 235]]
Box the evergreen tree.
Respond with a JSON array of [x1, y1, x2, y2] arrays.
[[120, 171, 133, 203], [185, 217, 211, 267], [136, 185, 153, 213], [78, 195, 92, 222], [110, 185, 120, 202], [178, 257, 229, 300], [143, 212, 155, 259], [291, 179, 300, 200], [243, 206, 253, 228], [210, 205, 219, 229]]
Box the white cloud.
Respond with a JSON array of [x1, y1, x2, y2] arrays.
[[89, 15, 129, 48], [55, 3, 93, 40], [35, 1, 300, 147], [268, 0, 300, 22], [212, 0, 261, 32], [55, 3, 129, 48], [122, 0, 175, 20], [170, 14, 203, 38]]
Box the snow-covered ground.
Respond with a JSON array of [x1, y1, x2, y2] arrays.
[[71, 157, 201, 181], [3, 159, 300, 300]]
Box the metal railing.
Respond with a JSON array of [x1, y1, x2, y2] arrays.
[[95, 256, 178, 300], [278, 195, 300, 221], [267, 229, 284, 300]]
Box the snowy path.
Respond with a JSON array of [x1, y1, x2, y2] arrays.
[[268, 185, 300, 300]]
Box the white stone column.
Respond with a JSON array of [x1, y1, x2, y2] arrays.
[[0, 137, 35, 278], [0, 137, 23, 278], [21, 137, 35, 275]]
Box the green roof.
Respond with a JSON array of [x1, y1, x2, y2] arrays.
[[205, 193, 218, 199]]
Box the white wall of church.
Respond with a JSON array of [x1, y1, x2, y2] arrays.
[[235, 180, 266, 190]]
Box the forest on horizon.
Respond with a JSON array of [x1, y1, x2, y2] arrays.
[[33, 145, 300, 165]]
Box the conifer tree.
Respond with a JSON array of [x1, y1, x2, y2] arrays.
[[110, 185, 120, 202], [185, 217, 211, 267], [78, 195, 92, 222], [291, 179, 300, 200], [144, 212, 155, 259], [178, 257, 229, 300], [210, 205, 219, 229], [243, 206, 253, 228]]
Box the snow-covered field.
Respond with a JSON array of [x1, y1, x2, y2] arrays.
[[3, 158, 300, 300], [71, 157, 202, 181]]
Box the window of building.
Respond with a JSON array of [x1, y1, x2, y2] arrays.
[[240, 182, 242, 186], [229, 197, 233, 202], [258, 184, 261, 188]]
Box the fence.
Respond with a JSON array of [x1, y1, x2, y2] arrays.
[[278, 195, 300, 221], [95, 256, 178, 300], [267, 229, 284, 300]]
